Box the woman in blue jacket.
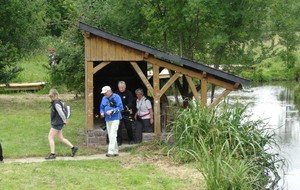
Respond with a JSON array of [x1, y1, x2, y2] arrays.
[[100, 86, 123, 157]]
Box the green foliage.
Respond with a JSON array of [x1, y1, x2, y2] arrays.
[[45, 0, 78, 37], [0, 0, 47, 54], [0, 0, 47, 83], [0, 41, 22, 83], [294, 84, 300, 109], [168, 102, 285, 189], [243, 54, 300, 82], [49, 26, 85, 95]]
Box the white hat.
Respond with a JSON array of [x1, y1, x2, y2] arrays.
[[101, 86, 111, 94]]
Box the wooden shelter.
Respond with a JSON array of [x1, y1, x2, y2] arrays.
[[79, 22, 250, 137]]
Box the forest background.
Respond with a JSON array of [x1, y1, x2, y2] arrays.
[[1, 0, 300, 93]]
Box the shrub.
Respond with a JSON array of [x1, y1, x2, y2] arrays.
[[168, 102, 285, 189]]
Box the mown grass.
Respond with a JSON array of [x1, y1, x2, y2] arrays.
[[0, 159, 198, 190], [0, 93, 204, 189], [0, 93, 93, 158]]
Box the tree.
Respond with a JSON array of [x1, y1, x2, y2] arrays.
[[45, 0, 78, 37], [0, 41, 22, 83], [270, 0, 300, 69], [57, 0, 300, 93], [0, 0, 47, 83]]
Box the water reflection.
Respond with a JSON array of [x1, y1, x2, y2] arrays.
[[227, 83, 300, 190]]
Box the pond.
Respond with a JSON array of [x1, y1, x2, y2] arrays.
[[227, 82, 300, 190]]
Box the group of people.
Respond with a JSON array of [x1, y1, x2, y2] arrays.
[[44, 81, 153, 160], [100, 81, 154, 157]]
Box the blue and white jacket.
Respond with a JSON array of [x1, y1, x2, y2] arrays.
[[100, 93, 123, 121]]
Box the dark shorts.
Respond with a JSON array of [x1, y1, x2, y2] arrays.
[[52, 124, 64, 130]]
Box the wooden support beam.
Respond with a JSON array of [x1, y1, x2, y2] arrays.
[[207, 76, 238, 91], [145, 55, 239, 90], [93, 61, 111, 74], [85, 61, 94, 130], [130, 61, 154, 96], [201, 78, 208, 106], [234, 82, 241, 89], [153, 64, 161, 135], [160, 72, 182, 97], [185, 75, 199, 101], [208, 89, 231, 110], [145, 55, 203, 80]]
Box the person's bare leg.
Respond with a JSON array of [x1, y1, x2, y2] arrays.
[[57, 130, 73, 148], [48, 128, 59, 154]]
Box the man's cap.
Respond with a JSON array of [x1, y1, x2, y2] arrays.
[[101, 86, 111, 94], [50, 47, 55, 52]]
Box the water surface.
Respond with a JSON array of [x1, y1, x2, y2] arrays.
[[228, 83, 300, 190]]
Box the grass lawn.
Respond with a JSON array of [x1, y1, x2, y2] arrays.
[[0, 93, 204, 189]]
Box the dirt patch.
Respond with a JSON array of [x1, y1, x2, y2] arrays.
[[120, 154, 205, 189], [0, 93, 76, 103]]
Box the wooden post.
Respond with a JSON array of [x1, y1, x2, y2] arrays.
[[86, 61, 94, 130], [201, 77, 208, 106], [153, 64, 161, 135]]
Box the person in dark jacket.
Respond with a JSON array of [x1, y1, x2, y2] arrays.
[[0, 143, 3, 162], [100, 86, 123, 157], [115, 81, 135, 145], [45, 89, 78, 160]]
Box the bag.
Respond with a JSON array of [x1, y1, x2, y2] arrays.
[[108, 96, 117, 108], [59, 100, 71, 119]]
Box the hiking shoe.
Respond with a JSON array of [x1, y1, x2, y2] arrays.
[[113, 154, 119, 157], [129, 141, 134, 145], [106, 153, 115, 157], [71, 147, 78, 157], [45, 154, 56, 160]]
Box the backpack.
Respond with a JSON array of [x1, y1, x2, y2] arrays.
[[58, 100, 71, 119]]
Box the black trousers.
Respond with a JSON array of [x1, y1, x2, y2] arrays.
[[117, 118, 134, 144], [134, 118, 152, 143], [0, 143, 3, 161]]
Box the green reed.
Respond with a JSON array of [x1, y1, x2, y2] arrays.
[[168, 102, 285, 189]]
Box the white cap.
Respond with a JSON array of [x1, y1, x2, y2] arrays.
[[101, 86, 111, 94]]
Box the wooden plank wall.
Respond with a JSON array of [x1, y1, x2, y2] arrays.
[[88, 34, 145, 61]]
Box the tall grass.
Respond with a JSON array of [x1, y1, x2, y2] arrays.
[[12, 54, 50, 83], [168, 102, 285, 189]]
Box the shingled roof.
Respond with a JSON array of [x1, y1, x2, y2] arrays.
[[79, 22, 250, 85]]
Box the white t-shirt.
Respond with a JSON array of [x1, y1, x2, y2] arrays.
[[136, 96, 152, 119]]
